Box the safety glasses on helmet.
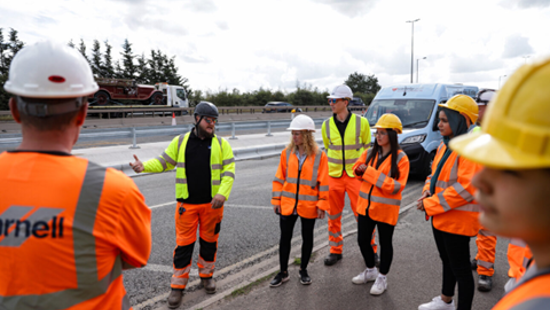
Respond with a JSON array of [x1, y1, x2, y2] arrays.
[[328, 98, 344, 104]]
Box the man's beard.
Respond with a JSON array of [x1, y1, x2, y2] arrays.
[[197, 124, 214, 139]]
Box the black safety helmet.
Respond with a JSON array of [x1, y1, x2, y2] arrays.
[[194, 101, 219, 119]]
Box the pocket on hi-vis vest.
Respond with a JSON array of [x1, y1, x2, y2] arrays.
[[0, 206, 65, 247]]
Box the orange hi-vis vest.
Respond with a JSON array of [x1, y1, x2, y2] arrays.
[[271, 147, 329, 219], [0, 152, 151, 310], [492, 267, 550, 309], [354, 149, 410, 226], [423, 142, 482, 237]]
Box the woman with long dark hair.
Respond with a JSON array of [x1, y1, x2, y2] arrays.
[[417, 95, 481, 310], [351, 113, 410, 295]]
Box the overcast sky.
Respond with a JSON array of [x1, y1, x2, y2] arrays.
[[2, 0, 549, 94]]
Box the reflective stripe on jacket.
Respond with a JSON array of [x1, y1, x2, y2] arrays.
[[354, 149, 410, 226], [0, 153, 151, 310], [322, 113, 371, 178], [271, 147, 329, 219], [143, 132, 236, 200], [423, 141, 482, 236], [492, 267, 550, 310]]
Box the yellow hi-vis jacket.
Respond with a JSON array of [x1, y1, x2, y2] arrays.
[[322, 113, 371, 178], [143, 132, 235, 200]]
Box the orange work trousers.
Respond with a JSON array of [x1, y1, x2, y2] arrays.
[[328, 174, 376, 254], [171, 202, 223, 290], [475, 226, 497, 276], [507, 239, 532, 280]]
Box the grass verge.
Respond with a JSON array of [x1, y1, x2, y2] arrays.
[[226, 271, 278, 299]]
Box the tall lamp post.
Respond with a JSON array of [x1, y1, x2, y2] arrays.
[[522, 55, 530, 64], [499, 75, 507, 89], [416, 57, 427, 83], [406, 18, 420, 84]]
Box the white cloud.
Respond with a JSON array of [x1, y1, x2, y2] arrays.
[[1, 0, 549, 93]]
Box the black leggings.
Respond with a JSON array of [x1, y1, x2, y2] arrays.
[[279, 214, 316, 272], [357, 212, 395, 275], [432, 225, 474, 310]]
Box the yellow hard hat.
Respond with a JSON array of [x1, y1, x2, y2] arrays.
[[439, 94, 478, 124], [374, 113, 403, 134], [450, 57, 550, 169]]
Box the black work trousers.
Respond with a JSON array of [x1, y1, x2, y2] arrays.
[[358, 212, 395, 275], [432, 225, 475, 310], [279, 214, 316, 272]]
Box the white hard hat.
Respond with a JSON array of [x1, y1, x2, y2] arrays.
[[287, 114, 316, 132], [327, 84, 353, 99], [476, 89, 496, 106], [4, 40, 98, 98]]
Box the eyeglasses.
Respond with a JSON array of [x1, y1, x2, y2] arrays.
[[375, 131, 388, 136], [203, 118, 218, 124], [328, 98, 342, 104]]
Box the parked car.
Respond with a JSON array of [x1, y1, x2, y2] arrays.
[[263, 101, 303, 113], [349, 97, 365, 106]]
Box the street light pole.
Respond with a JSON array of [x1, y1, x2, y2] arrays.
[[416, 57, 427, 83], [406, 19, 420, 84], [499, 75, 507, 89], [522, 55, 530, 64]]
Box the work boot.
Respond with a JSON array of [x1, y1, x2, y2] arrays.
[[471, 258, 478, 270], [478, 275, 493, 292], [167, 289, 184, 309], [201, 277, 216, 294], [374, 253, 381, 268], [324, 253, 342, 266]]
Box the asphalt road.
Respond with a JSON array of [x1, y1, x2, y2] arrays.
[[121, 157, 427, 309]]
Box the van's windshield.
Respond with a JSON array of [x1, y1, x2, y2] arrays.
[[364, 99, 436, 129]]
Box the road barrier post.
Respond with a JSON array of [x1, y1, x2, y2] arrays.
[[266, 121, 273, 137], [230, 122, 238, 140], [129, 127, 140, 149]]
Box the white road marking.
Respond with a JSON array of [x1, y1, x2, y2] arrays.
[[149, 201, 176, 209], [142, 264, 198, 276]]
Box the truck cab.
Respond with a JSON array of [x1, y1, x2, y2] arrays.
[[364, 83, 478, 177], [155, 83, 189, 109]]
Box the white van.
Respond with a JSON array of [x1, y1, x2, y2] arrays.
[[363, 83, 478, 176]]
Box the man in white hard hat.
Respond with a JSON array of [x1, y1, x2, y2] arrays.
[[470, 89, 499, 292], [322, 84, 373, 266], [0, 41, 151, 310]]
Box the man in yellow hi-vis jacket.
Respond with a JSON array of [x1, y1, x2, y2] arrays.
[[322, 84, 372, 266], [130, 101, 235, 309]]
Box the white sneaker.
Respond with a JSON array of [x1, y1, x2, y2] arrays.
[[370, 276, 387, 295], [418, 296, 455, 310], [352, 268, 378, 284]]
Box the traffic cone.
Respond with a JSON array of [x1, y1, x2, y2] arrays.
[[172, 112, 177, 126]]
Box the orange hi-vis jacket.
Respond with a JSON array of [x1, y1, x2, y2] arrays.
[[0, 152, 152, 310], [271, 147, 329, 219], [508, 238, 533, 280], [492, 267, 550, 309], [354, 149, 410, 226], [423, 142, 481, 237]]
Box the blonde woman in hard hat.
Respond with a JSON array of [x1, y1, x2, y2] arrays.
[[450, 58, 550, 310], [351, 114, 410, 296], [417, 95, 481, 310], [271, 114, 329, 287]]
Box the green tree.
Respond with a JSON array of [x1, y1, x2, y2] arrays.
[[345, 72, 381, 95], [78, 39, 89, 63], [135, 53, 150, 84], [90, 39, 102, 77], [0, 28, 25, 110], [120, 38, 136, 80], [102, 40, 115, 78]]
